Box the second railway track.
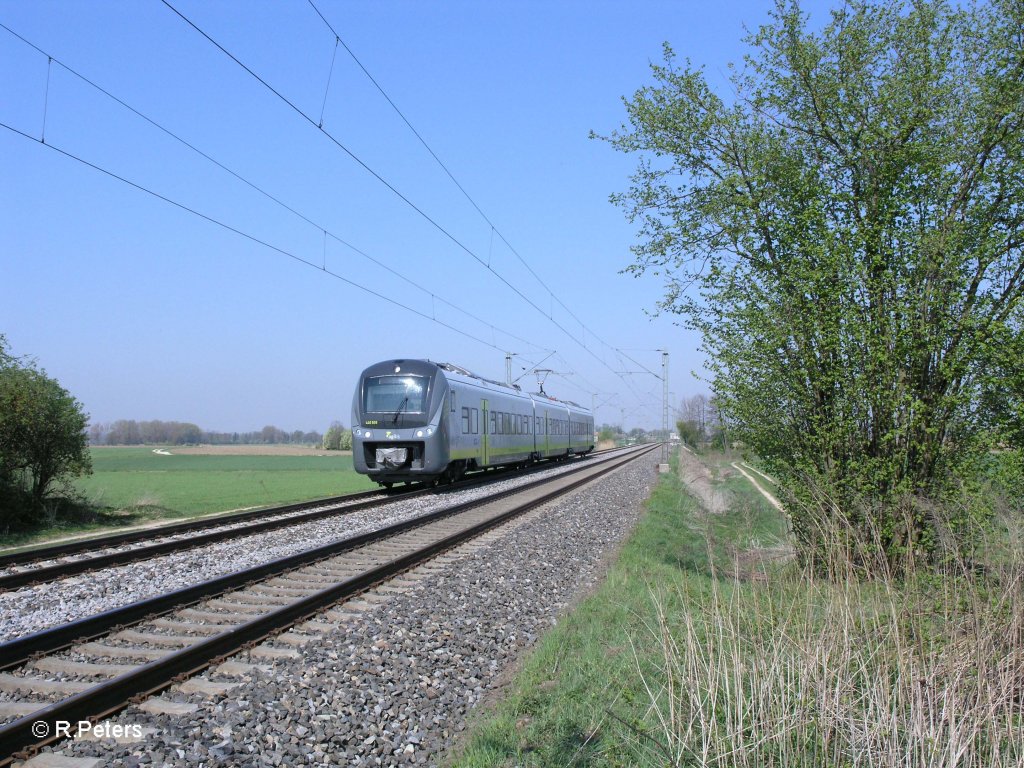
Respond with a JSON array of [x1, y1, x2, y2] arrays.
[[0, 444, 656, 763], [0, 449, 623, 591]]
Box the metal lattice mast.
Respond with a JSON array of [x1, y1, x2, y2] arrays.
[[662, 351, 669, 461]]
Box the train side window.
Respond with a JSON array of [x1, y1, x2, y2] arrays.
[[471, 408, 479, 434], [450, 392, 456, 413], [490, 412, 496, 434], [462, 407, 470, 433]]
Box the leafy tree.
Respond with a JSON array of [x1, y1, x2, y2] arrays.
[[599, 0, 1024, 569], [322, 421, 352, 451], [0, 336, 92, 529], [676, 419, 701, 448]]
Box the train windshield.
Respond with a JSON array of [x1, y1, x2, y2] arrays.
[[363, 375, 428, 414]]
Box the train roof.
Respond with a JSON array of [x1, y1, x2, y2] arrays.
[[437, 362, 587, 411]]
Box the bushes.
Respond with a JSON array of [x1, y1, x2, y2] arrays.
[[0, 336, 92, 533], [322, 421, 352, 451]]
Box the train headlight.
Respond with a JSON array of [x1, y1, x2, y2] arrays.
[[427, 428, 434, 435], [364, 430, 372, 438], [416, 430, 424, 438]]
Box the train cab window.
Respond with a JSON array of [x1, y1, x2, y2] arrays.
[[363, 375, 427, 414]]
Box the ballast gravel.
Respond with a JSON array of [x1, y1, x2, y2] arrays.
[[0, 455, 630, 642], [48, 451, 658, 767]]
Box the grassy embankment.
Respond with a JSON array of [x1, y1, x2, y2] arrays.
[[452, 449, 1023, 767], [0, 446, 374, 551]]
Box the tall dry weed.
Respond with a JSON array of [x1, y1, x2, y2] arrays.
[[625, 513, 1024, 767]]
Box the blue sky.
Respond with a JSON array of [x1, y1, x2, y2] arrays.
[[1, 0, 831, 434]]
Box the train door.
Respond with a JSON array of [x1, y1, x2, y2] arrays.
[[481, 398, 489, 466]]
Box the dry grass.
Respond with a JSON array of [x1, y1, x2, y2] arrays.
[[627, 525, 1024, 768]]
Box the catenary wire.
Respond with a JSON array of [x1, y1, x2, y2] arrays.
[[0, 120, 541, 363], [306, 0, 626, 360], [159, 0, 644, 400], [305, 0, 641, 381], [2, 16, 663, 421], [0, 22, 552, 360]]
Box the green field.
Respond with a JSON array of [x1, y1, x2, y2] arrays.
[[0, 447, 376, 550]]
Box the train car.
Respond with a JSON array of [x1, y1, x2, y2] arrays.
[[351, 359, 594, 487]]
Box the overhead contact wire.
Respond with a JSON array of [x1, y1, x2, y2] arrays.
[[162, 0, 624, 394], [0, 22, 550, 359], [303, 2, 643, 401], [0, 120, 507, 356]]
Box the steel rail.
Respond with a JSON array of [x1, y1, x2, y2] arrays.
[[0, 449, 621, 590], [0, 447, 622, 571], [0, 444, 655, 763], [0, 489, 383, 569], [0, 446, 649, 669]]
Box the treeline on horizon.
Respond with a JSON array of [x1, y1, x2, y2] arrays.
[[89, 420, 324, 447]]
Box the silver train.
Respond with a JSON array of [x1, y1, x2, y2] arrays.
[[351, 359, 595, 487]]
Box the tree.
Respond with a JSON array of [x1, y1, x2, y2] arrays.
[[676, 419, 701, 448], [0, 336, 92, 528], [679, 394, 713, 446], [599, 1, 1024, 569], [322, 421, 352, 451]]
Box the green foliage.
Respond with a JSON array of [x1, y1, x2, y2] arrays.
[[0, 335, 92, 532], [599, 0, 1024, 571], [322, 421, 353, 451], [676, 418, 701, 448]]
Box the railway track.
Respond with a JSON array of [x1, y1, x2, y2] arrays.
[[0, 449, 623, 591], [0, 444, 655, 763]]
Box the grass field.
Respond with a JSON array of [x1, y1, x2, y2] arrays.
[[0, 446, 376, 550]]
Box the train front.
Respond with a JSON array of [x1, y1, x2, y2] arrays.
[[351, 360, 450, 486]]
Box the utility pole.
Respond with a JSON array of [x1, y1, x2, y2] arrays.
[[661, 350, 669, 463]]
